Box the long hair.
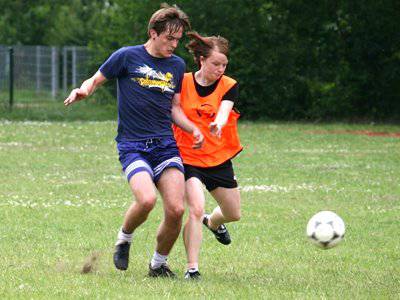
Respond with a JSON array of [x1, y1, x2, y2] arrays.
[[186, 31, 229, 68]]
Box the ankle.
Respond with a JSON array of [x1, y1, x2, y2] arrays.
[[187, 263, 198, 271], [116, 227, 133, 245], [208, 218, 219, 231]]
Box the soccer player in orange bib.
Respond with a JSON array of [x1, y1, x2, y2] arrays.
[[173, 32, 243, 279]]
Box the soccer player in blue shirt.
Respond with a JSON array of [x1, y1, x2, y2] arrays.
[[64, 4, 203, 278]]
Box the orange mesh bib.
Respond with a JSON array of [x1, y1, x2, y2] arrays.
[[173, 73, 243, 167]]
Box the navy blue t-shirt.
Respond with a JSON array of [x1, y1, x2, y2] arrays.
[[99, 45, 185, 141]]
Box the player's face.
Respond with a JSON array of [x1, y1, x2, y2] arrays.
[[200, 50, 228, 83], [151, 27, 183, 58]]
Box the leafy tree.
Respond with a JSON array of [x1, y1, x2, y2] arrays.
[[0, 0, 399, 120]]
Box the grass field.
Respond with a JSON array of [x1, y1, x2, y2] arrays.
[[0, 109, 399, 298], [0, 91, 117, 121]]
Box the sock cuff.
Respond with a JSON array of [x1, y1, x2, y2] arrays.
[[188, 267, 199, 273], [150, 251, 168, 269], [116, 227, 133, 245], [154, 251, 168, 260]]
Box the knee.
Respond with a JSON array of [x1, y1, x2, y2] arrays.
[[166, 205, 185, 222], [137, 195, 157, 213], [231, 212, 241, 222], [189, 205, 204, 220], [226, 211, 241, 222]]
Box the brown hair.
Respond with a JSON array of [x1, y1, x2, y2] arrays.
[[186, 31, 229, 68], [147, 3, 190, 37]]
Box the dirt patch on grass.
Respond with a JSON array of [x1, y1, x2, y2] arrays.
[[309, 130, 400, 138]]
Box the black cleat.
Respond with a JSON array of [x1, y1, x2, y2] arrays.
[[203, 214, 231, 245], [113, 242, 130, 270], [148, 264, 176, 278], [184, 270, 201, 280]]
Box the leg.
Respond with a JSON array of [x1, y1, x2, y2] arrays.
[[183, 177, 205, 270], [114, 171, 157, 271], [122, 171, 157, 233], [155, 167, 185, 255], [208, 187, 241, 230]]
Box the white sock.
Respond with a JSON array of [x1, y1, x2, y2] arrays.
[[187, 267, 199, 273], [115, 227, 133, 246], [150, 251, 168, 269]]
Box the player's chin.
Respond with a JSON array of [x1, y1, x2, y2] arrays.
[[214, 74, 223, 81]]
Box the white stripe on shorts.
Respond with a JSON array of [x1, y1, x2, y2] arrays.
[[125, 160, 154, 178], [153, 156, 183, 177]]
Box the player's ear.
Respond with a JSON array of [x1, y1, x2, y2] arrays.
[[199, 56, 205, 67], [149, 29, 158, 40]]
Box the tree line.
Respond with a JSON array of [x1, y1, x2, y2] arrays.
[[1, 0, 399, 121]]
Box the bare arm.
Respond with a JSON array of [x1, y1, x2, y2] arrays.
[[171, 94, 204, 149], [210, 100, 234, 138], [64, 71, 107, 106]]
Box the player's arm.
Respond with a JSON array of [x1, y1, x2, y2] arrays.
[[171, 93, 204, 149], [64, 71, 107, 106], [210, 100, 234, 138]]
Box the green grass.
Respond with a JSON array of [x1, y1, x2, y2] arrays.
[[0, 117, 399, 298], [0, 91, 117, 121]]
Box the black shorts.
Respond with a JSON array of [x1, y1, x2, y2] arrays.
[[184, 160, 238, 192]]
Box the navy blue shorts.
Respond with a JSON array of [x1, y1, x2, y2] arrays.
[[117, 137, 184, 183]]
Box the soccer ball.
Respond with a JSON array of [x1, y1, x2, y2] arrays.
[[306, 211, 345, 249]]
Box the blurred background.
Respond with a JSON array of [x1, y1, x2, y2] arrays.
[[1, 0, 399, 121]]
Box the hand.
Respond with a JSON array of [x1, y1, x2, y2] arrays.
[[192, 127, 204, 149], [64, 88, 88, 106], [209, 122, 222, 138]]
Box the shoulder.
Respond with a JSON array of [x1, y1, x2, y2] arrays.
[[107, 47, 130, 62], [183, 72, 192, 79], [115, 45, 142, 55], [113, 46, 128, 55], [181, 72, 193, 86], [170, 55, 186, 69], [221, 75, 237, 86], [171, 54, 185, 64]]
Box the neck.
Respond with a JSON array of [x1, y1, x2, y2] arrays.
[[144, 40, 162, 58], [195, 70, 216, 86]]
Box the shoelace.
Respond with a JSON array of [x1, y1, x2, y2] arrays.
[[217, 225, 227, 233]]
